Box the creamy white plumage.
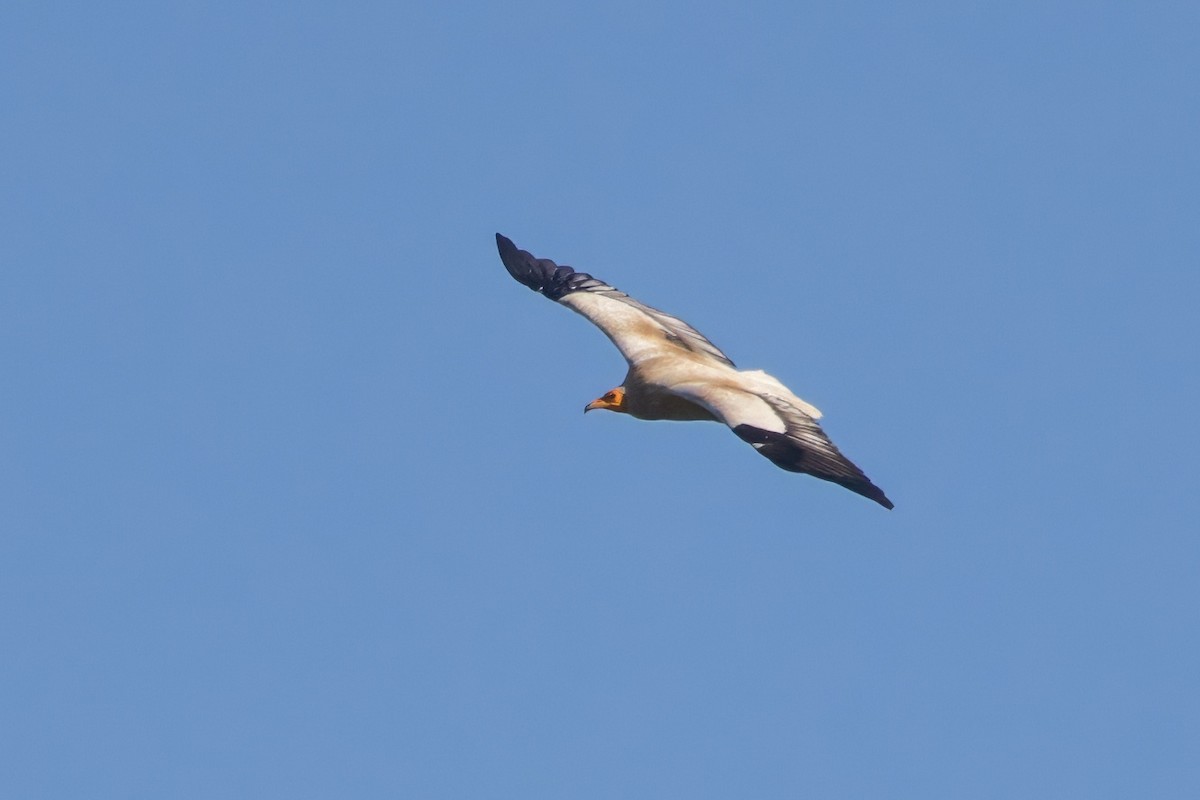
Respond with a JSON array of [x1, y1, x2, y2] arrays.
[[496, 233, 893, 509]]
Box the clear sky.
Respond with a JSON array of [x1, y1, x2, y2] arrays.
[[3, 2, 1198, 797]]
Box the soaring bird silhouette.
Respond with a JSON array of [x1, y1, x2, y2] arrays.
[[496, 233, 892, 509]]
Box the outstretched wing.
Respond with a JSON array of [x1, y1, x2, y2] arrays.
[[496, 233, 734, 369], [671, 381, 894, 509]]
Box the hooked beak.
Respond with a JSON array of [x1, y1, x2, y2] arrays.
[[585, 388, 624, 414]]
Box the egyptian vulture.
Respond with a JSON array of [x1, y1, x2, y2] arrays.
[[495, 233, 893, 509]]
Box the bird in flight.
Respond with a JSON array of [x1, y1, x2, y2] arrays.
[[495, 233, 893, 509]]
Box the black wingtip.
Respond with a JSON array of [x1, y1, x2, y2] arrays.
[[733, 423, 894, 510], [825, 474, 894, 510], [869, 488, 895, 510], [495, 232, 518, 263], [816, 472, 893, 510], [495, 232, 542, 292], [494, 233, 597, 301]]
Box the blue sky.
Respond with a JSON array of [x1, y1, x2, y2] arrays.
[[3, 2, 1198, 797]]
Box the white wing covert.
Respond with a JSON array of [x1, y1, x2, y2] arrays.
[[496, 234, 733, 368]]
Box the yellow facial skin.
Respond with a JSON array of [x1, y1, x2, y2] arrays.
[[584, 387, 626, 414]]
